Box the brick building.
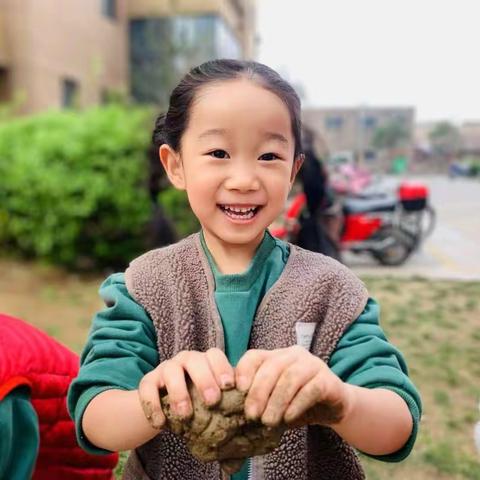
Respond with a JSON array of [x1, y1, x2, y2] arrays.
[[0, 0, 256, 114], [303, 106, 415, 166]]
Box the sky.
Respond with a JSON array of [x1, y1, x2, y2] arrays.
[[257, 0, 480, 124]]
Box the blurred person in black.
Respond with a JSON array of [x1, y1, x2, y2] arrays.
[[296, 127, 342, 261], [146, 143, 178, 247]]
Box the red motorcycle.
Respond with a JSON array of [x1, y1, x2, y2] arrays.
[[271, 181, 436, 266]]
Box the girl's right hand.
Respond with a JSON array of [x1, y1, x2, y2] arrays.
[[138, 348, 235, 429]]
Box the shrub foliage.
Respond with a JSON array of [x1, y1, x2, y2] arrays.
[[0, 106, 155, 269]]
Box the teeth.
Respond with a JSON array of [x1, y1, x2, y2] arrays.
[[224, 206, 256, 213], [220, 205, 259, 219]]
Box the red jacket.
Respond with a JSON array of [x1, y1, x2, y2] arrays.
[[0, 313, 118, 480]]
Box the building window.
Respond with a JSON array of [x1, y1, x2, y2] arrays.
[[214, 17, 241, 59], [101, 88, 110, 104], [388, 111, 406, 125], [325, 116, 344, 130], [362, 116, 377, 129], [0, 67, 10, 103], [62, 78, 78, 108], [101, 0, 116, 20], [130, 15, 240, 104]]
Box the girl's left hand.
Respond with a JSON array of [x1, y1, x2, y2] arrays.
[[235, 346, 353, 428]]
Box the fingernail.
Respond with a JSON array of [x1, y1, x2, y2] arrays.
[[141, 401, 153, 420], [262, 410, 278, 426], [262, 411, 277, 426], [220, 374, 234, 390], [245, 402, 259, 420], [284, 409, 297, 424], [152, 411, 164, 429], [203, 388, 219, 406], [176, 401, 191, 418], [237, 375, 249, 392]]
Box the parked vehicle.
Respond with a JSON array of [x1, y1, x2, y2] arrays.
[[271, 181, 436, 266], [448, 161, 480, 178], [330, 163, 373, 196]]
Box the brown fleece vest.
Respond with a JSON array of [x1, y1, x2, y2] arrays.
[[123, 232, 369, 480]]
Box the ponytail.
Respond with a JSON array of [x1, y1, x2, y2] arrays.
[[152, 112, 167, 150]]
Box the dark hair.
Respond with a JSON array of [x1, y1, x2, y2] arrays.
[[152, 59, 303, 158]]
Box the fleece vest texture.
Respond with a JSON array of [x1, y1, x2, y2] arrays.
[[0, 313, 118, 480], [123, 232, 369, 480]]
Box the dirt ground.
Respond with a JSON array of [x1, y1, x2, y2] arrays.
[[0, 257, 105, 352]]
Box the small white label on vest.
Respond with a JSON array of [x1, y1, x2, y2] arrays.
[[295, 322, 316, 350]]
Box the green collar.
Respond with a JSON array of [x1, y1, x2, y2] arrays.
[[199, 230, 277, 292]]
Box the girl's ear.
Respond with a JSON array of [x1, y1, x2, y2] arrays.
[[159, 144, 186, 190], [289, 153, 304, 187]]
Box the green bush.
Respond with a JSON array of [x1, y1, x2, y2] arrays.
[[0, 105, 155, 269], [469, 158, 480, 177]]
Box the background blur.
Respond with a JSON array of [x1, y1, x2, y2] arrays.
[[0, 1, 479, 478]]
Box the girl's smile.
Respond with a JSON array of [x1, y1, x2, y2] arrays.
[[217, 204, 263, 223]]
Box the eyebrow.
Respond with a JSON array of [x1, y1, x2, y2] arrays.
[[198, 129, 289, 144], [263, 131, 289, 144], [198, 128, 227, 140]]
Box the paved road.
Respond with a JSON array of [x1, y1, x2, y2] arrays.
[[347, 175, 480, 281]]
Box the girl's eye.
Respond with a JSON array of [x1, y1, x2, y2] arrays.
[[208, 149, 229, 159], [259, 152, 280, 161]]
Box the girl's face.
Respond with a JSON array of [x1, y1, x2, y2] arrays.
[[160, 78, 302, 253]]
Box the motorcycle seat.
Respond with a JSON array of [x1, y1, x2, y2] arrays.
[[351, 191, 389, 200], [343, 195, 397, 214]]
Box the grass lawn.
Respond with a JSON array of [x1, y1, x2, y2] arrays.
[[1, 258, 479, 479], [360, 276, 480, 480]]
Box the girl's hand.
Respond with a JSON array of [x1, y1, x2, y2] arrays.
[[138, 348, 235, 429], [235, 346, 353, 428]]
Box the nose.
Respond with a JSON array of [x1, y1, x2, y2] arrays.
[[224, 161, 260, 192]]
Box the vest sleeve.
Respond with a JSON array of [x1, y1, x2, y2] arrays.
[[328, 298, 422, 463], [67, 272, 159, 455], [0, 388, 39, 480]]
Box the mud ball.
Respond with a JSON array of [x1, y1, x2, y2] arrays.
[[160, 383, 287, 474]]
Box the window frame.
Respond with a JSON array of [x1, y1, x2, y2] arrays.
[[101, 0, 117, 20], [62, 77, 79, 109]]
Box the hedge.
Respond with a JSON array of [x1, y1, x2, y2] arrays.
[[0, 105, 155, 269]]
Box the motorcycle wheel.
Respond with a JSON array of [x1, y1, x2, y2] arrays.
[[371, 227, 414, 266]]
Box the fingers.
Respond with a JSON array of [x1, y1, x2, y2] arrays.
[[138, 367, 166, 429], [238, 348, 307, 422], [235, 349, 270, 392], [285, 372, 347, 426], [140, 347, 338, 435], [139, 349, 231, 428], [178, 351, 221, 407], [162, 356, 194, 417], [236, 347, 334, 427], [262, 361, 317, 427], [205, 348, 235, 390], [166, 349, 235, 411], [245, 355, 293, 421], [284, 374, 325, 424]]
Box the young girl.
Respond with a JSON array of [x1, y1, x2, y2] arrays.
[[68, 59, 421, 480]]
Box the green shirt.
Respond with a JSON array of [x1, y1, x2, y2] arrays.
[[200, 230, 288, 367], [0, 387, 39, 480], [68, 231, 421, 475]]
